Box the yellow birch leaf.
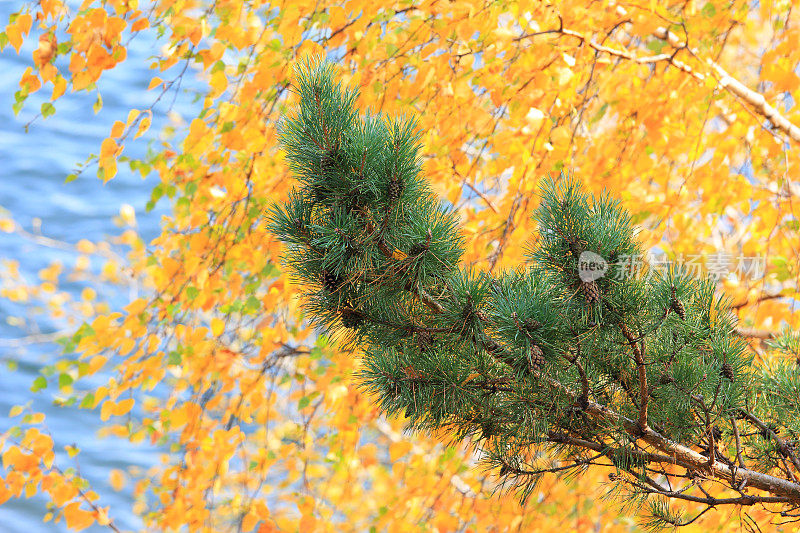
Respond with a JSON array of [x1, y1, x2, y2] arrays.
[[211, 318, 225, 337], [109, 469, 125, 491], [51, 75, 67, 100], [134, 115, 151, 139], [112, 398, 134, 416], [126, 109, 140, 126], [100, 400, 114, 421]]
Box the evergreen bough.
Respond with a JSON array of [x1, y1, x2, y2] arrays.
[[267, 60, 800, 528]]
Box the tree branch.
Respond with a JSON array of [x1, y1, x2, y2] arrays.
[[539, 373, 800, 501], [517, 20, 800, 146]]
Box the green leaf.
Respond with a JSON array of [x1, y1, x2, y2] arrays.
[[589, 102, 608, 124], [93, 93, 103, 114], [211, 60, 225, 73], [41, 102, 55, 118], [64, 173, 78, 183], [646, 39, 667, 54], [298, 395, 311, 409], [58, 373, 74, 388], [80, 393, 95, 409], [31, 376, 47, 392], [168, 351, 182, 365]]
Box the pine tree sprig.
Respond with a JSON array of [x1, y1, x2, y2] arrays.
[[266, 60, 800, 525]]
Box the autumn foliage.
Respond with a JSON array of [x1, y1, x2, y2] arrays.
[[2, 0, 800, 531]]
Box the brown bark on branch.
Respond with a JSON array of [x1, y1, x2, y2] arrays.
[[620, 322, 648, 430], [540, 373, 800, 501]]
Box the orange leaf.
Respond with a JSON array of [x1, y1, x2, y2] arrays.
[[110, 120, 125, 138], [51, 75, 67, 100], [299, 516, 317, 531], [63, 501, 95, 531], [113, 398, 134, 416], [131, 18, 149, 32], [100, 138, 118, 159], [389, 441, 412, 462]]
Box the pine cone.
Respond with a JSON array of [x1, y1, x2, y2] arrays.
[[523, 318, 541, 332], [415, 330, 434, 351], [340, 307, 363, 329], [720, 362, 734, 380], [670, 298, 686, 320], [581, 280, 600, 304], [321, 269, 341, 293], [669, 286, 686, 320], [529, 344, 546, 372], [387, 175, 404, 201], [659, 372, 675, 385]]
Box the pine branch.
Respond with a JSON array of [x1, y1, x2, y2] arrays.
[[267, 60, 800, 527]]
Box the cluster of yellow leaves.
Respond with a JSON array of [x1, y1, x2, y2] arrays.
[[3, 0, 800, 531], [1, 410, 112, 530]]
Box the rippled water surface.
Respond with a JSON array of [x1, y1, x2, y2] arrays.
[[0, 5, 200, 530]]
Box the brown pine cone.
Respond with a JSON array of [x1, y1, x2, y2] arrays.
[[671, 298, 686, 320], [670, 286, 686, 320], [659, 372, 675, 385], [529, 344, 546, 372], [580, 280, 600, 304], [523, 317, 541, 332], [340, 307, 363, 329], [415, 330, 434, 351], [387, 175, 404, 201], [321, 269, 341, 293], [720, 362, 734, 380]]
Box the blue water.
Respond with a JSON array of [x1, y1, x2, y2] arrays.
[[0, 5, 199, 530]]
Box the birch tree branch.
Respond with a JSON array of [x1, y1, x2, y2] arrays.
[[518, 19, 800, 145]]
